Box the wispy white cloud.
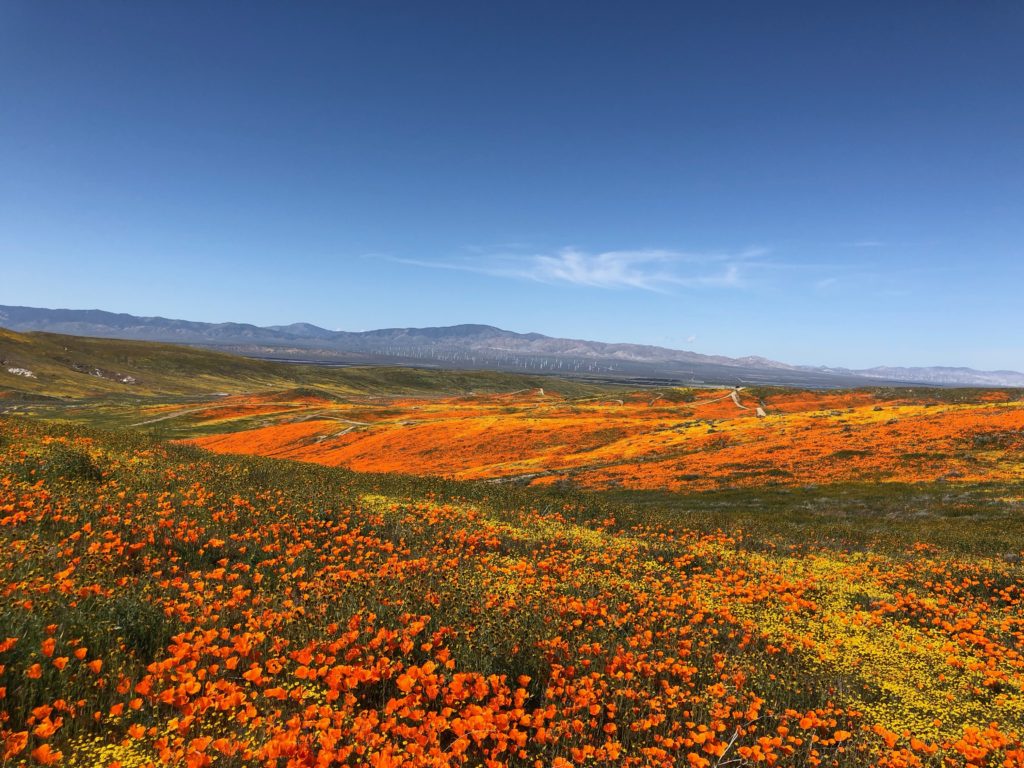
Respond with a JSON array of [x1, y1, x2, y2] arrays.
[[387, 246, 768, 292], [840, 240, 887, 248], [815, 277, 840, 291]]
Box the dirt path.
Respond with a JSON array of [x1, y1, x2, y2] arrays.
[[729, 389, 749, 410], [130, 404, 235, 427], [683, 387, 747, 409]]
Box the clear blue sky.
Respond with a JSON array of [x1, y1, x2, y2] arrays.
[[2, 2, 1021, 370]]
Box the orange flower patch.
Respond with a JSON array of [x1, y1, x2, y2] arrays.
[[185, 388, 1024, 491], [2, 408, 1022, 767]]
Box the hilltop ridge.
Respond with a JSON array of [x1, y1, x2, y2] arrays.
[[7, 304, 1021, 387]]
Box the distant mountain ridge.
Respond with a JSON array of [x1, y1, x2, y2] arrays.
[[1, 304, 1021, 388], [811, 365, 1024, 388]]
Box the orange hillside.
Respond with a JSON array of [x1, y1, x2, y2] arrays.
[[184, 388, 1024, 491]]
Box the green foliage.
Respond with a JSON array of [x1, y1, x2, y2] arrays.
[[2, 416, 1023, 764], [1, 326, 621, 400], [41, 443, 103, 483]]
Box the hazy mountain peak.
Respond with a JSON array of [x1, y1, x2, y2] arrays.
[[265, 322, 336, 339], [2, 305, 1022, 388]]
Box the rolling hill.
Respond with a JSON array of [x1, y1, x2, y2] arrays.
[[9, 304, 1023, 387], [0, 328, 610, 400]]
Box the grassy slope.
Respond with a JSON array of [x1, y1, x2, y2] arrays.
[[97, 387, 1017, 493], [1, 419, 1021, 767], [0, 328, 614, 400], [1, 330, 1023, 763]]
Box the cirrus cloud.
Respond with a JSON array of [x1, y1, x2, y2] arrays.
[[385, 246, 769, 292]]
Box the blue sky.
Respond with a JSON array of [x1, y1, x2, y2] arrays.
[[1, 2, 1022, 370]]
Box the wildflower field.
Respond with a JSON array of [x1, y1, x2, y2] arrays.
[[138, 387, 1022, 491], [1, 398, 1023, 767]]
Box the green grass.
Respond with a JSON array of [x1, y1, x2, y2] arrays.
[[2, 414, 1023, 765], [0, 327, 619, 400], [10, 415, 1020, 558]]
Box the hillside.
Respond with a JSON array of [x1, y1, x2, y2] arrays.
[[11, 304, 1022, 388], [0, 328, 612, 400], [2, 418, 1022, 767], [170, 388, 1022, 490], [19, 380, 1023, 492]]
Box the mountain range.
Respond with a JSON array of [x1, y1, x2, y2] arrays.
[[2, 304, 1022, 388]]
